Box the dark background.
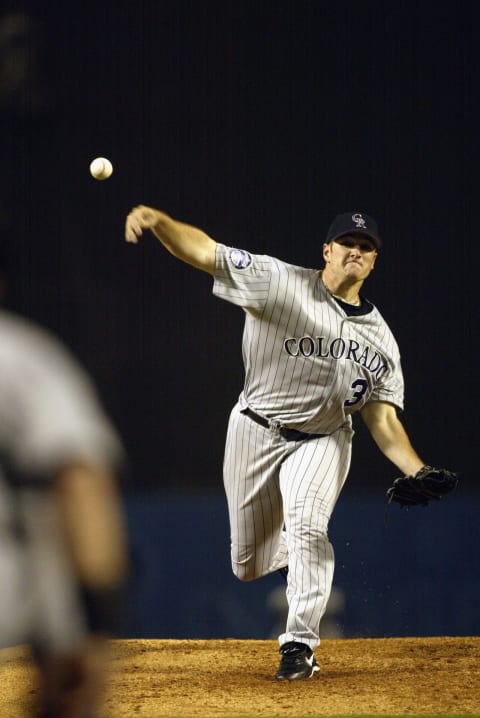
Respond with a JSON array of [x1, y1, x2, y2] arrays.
[[0, 0, 478, 637]]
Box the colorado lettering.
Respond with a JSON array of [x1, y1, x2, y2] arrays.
[[283, 336, 387, 379]]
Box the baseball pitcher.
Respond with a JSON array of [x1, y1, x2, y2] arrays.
[[125, 206, 457, 681]]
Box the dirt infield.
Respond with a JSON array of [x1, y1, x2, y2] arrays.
[[1, 636, 479, 717]]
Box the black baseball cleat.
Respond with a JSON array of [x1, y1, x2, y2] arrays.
[[275, 641, 320, 681]]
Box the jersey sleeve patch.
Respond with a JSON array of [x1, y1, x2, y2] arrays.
[[228, 248, 253, 269]]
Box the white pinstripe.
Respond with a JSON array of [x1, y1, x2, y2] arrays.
[[213, 245, 404, 435], [224, 403, 352, 649], [214, 243, 402, 650]]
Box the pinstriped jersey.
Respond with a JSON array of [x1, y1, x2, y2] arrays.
[[213, 244, 404, 435]]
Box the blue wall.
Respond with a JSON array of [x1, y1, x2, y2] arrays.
[[123, 491, 479, 640]]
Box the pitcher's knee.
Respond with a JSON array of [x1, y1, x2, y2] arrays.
[[231, 559, 260, 582], [231, 546, 261, 581]]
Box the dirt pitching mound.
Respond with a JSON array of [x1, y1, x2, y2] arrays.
[[1, 636, 479, 716]]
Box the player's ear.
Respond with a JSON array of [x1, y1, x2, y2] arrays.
[[322, 242, 331, 263]]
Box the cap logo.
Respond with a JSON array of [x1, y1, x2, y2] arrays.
[[352, 213, 367, 229]]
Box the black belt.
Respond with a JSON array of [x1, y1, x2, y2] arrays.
[[242, 407, 326, 442]]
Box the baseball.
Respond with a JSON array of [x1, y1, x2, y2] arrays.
[[89, 157, 113, 180]]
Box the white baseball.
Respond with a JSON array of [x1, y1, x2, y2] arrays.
[[89, 157, 113, 180]]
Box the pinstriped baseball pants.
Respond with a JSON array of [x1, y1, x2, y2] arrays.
[[223, 402, 353, 650]]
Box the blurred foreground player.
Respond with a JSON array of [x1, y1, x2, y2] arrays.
[[0, 251, 128, 717]]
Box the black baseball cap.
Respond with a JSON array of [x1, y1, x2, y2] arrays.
[[326, 212, 381, 249]]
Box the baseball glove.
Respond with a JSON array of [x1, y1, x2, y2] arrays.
[[386, 465, 458, 508]]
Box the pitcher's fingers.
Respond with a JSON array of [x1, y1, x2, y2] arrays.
[[125, 217, 140, 243]]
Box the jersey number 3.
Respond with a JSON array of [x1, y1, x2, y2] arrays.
[[344, 378, 368, 407]]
